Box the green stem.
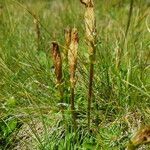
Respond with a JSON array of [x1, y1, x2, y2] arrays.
[[87, 61, 94, 129], [58, 82, 65, 120]]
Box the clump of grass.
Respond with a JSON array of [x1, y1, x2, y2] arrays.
[[80, 0, 97, 129], [68, 28, 79, 130]]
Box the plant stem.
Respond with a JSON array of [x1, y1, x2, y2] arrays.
[[71, 87, 77, 130], [87, 62, 94, 128]]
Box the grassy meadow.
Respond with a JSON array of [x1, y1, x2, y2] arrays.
[[0, 0, 150, 149]]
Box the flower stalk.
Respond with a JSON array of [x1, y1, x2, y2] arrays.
[[51, 42, 64, 117], [80, 0, 97, 129], [68, 28, 79, 130]]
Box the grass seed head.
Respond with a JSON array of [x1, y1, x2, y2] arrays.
[[64, 27, 71, 60], [65, 27, 71, 49], [68, 28, 79, 86], [80, 0, 96, 56], [51, 42, 63, 84], [80, 0, 94, 7]]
